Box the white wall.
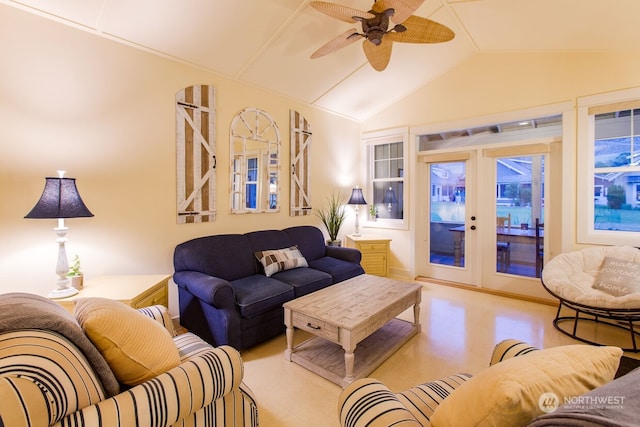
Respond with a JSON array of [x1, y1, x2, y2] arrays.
[[0, 5, 361, 315], [361, 51, 640, 279]]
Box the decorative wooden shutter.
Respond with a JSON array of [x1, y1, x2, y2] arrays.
[[176, 85, 216, 223], [290, 110, 312, 216]]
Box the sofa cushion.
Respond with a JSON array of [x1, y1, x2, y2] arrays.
[[231, 275, 295, 318], [308, 256, 365, 283], [271, 267, 332, 297], [255, 245, 309, 277], [174, 234, 257, 281], [283, 225, 327, 261], [430, 344, 623, 427], [75, 298, 181, 386], [246, 229, 293, 252]]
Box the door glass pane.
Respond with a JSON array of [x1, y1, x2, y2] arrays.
[[429, 162, 466, 267], [495, 155, 544, 277]]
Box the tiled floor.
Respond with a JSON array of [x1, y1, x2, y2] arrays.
[[240, 280, 638, 427]]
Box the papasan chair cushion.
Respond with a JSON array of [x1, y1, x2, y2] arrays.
[[542, 245, 640, 309], [541, 245, 640, 351]]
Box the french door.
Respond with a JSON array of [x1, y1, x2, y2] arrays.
[[417, 143, 552, 299]]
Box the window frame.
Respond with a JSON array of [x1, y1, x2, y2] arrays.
[[577, 87, 640, 246], [362, 128, 409, 230]]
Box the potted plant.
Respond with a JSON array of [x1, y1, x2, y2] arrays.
[[369, 204, 378, 221], [315, 190, 347, 246], [67, 254, 84, 290]]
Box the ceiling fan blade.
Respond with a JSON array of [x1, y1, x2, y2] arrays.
[[311, 29, 361, 59], [310, 1, 373, 24], [362, 37, 393, 71], [387, 15, 455, 43], [372, 0, 424, 24]]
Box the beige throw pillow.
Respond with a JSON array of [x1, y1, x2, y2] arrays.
[[430, 344, 622, 427], [592, 256, 640, 297], [75, 298, 181, 386]]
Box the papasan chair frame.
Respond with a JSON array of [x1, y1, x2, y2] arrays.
[[541, 245, 640, 352]]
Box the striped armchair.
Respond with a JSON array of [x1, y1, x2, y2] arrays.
[[338, 340, 537, 427], [0, 293, 259, 427]]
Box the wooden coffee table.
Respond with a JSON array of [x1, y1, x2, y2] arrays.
[[283, 274, 421, 386]]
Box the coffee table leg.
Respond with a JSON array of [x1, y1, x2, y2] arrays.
[[414, 302, 422, 333], [342, 335, 356, 384], [344, 349, 355, 384], [284, 308, 293, 361]]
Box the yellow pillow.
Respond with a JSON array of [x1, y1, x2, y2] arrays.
[[430, 344, 622, 427], [74, 298, 181, 386]]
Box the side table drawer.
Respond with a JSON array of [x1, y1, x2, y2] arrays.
[[292, 312, 339, 342], [132, 286, 168, 308], [356, 242, 388, 252]]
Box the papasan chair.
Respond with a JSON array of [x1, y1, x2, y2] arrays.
[[541, 245, 640, 352]]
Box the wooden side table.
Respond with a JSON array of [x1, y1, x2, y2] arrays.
[[55, 275, 170, 313], [345, 235, 391, 277]]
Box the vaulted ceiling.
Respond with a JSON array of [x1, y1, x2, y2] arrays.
[[4, 0, 640, 121]]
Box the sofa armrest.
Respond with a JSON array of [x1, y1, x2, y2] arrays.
[[0, 376, 50, 427], [396, 373, 472, 425], [326, 246, 362, 264], [59, 345, 244, 426], [489, 339, 539, 366], [137, 304, 177, 337], [339, 378, 421, 427], [173, 271, 236, 309]]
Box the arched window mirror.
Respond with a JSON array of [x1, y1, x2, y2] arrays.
[[230, 107, 280, 213]]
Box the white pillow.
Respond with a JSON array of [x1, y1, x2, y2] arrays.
[[592, 256, 640, 297]]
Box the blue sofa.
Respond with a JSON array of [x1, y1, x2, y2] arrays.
[[173, 225, 365, 350]]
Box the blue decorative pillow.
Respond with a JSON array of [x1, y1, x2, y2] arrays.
[[255, 246, 308, 277]]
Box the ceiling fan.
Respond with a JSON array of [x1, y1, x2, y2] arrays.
[[310, 0, 455, 71]]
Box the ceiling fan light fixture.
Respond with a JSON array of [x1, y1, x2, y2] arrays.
[[367, 30, 385, 45], [310, 0, 455, 71]]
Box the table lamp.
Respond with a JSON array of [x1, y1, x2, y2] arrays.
[[347, 186, 367, 236], [383, 186, 397, 211], [25, 171, 94, 299]]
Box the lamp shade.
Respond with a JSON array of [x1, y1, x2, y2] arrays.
[[382, 187, 397, 204], [347, 187, 367, 205], [25, 177, 93, 219]]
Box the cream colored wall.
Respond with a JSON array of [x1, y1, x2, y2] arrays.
[[362, 51, 640, 279], [0, 5, 361, 315]]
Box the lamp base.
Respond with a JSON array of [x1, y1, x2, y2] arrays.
[[47, 286, 79, 299]]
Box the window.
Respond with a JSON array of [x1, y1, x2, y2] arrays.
[[246, 157, 258, 209], [363, 128, 408, 229], [577, 88, 640, 245]]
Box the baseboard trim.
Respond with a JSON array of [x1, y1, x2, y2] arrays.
[[415, 276, 558, 307]]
